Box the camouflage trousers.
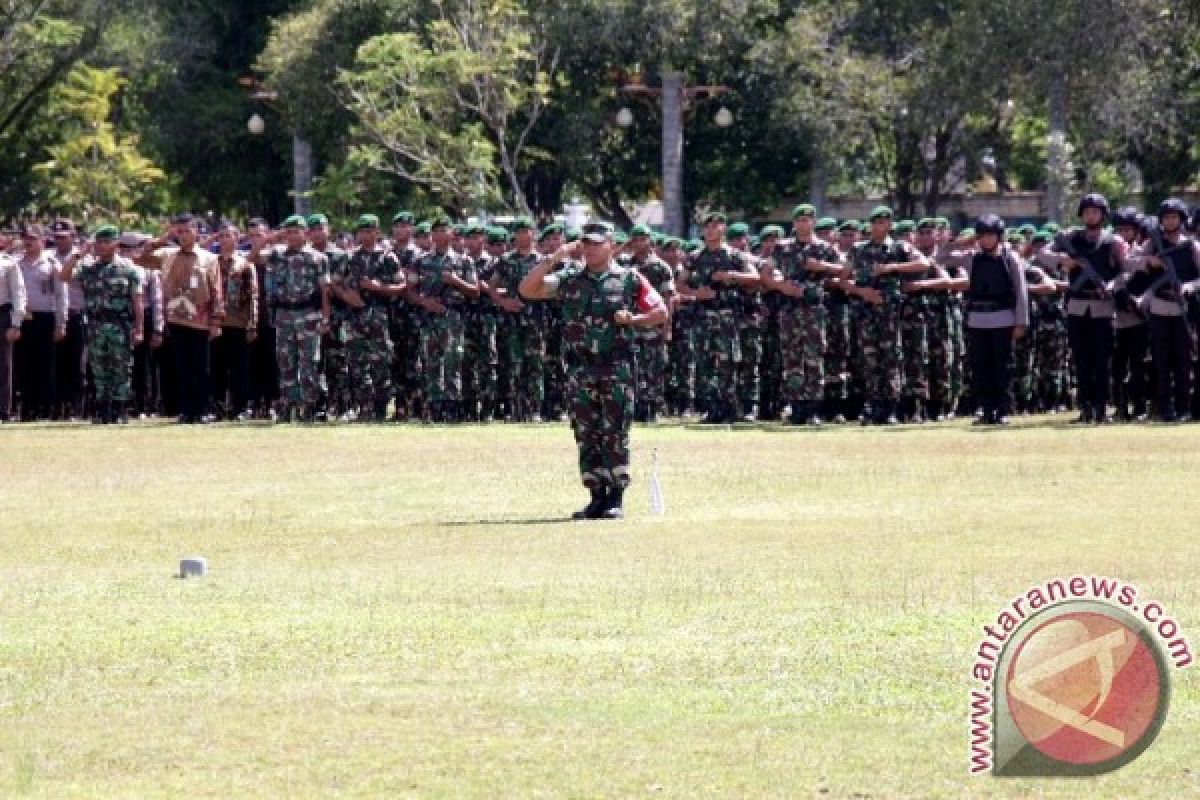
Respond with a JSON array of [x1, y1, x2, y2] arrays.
[[389, 307, 422, 417], [568, 363, 634, 490], [275, 310, 323, 410], [345, 307, 394, 416], [695, 309, 741, 415], [464, 312, 499, 420], [850, 300, 903, 411], [900, 301, 929, 407], [759, 310, 783, 418], [668, 313, 696, 412], [322, 320, 350, 414], [543, 316, 566, 417], [928, 301, 963, 415], [1012, 310, 1037, 410], [779, 303, 825, 411], [1035, 313, 1069, 408], [500, 317, 545, 420], [737, 314, 763, 415], [87, 321, 134, 405], [824, 300, 851, 405], [634, 330, 669, 415], [419, 308, 465, 416]]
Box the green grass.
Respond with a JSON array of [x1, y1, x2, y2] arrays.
[[1, 417, 1198, 798]]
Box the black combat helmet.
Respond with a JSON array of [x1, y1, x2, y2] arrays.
[[1077, 193, 1110, 218], [975, 214, 1005, 236], [1112, 206, 1141, 229], [1157, 197, 1189, 223]]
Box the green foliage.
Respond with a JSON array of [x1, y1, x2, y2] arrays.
[[31, 65, 169, 221]]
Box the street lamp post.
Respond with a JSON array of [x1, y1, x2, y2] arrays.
[[238, 76, 312, 216], [616, 69, 733, 237]]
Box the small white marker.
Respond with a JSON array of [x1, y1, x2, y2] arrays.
[[649, 448, 665, 516]]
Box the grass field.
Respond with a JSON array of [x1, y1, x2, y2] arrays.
[[1, 417, 1198, 798]]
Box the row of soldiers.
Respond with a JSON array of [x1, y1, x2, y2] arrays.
[[1, 193, 1197, 425]]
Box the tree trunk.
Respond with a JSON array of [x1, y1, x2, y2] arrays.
[[1044, 72, 1069, 224]]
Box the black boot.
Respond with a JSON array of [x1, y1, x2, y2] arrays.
[[601, 486, 625, 520], [572, 487, 608, 520]]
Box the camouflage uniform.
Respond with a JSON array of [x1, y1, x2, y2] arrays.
[[492, 250, 547, 421], [76, 255, 141, 413], [925, 258, 964, 419], [1012, 264, 1041, 412], [338, 244, 402, 419], [899, 271, 933, 420], [848, 236, 924, 421], [464, 249, 499, 421], [388, 240, 422, 419], [627, 251, 675, 420], [668, 263, 698, 414], [316, 244, 349, 415], [1032, 262, 1069, 411], [686, 244, 750, 421], [737, 282, 765, 419], [263, 244, 331, 416], [775, 237, 841, 420], [412, 248, 476, 421], [545, 261, 662, 490]]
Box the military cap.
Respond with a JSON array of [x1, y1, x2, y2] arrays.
[[171, 212, 197, 226], [355, 213, 380, 231], [1031, 230, 1052, 244], [702, 211, 727, 225], [306, 213, 329, 228], [613, 232, 630, 245], [464, 223, 486, 236], [868, 205, 894, 221], [414, 222, 432, 235], [1005, 230, 1025, 243], [934, 217, 950, 228], [760, 224, 785, 239], [916, 217, 938, 230], [838, 220, 861, 233], [117, 231, 150, 248], [565, 228, 582, 243], [958, 227, 976, 238], [814, 217, 837, 231], [1043, 222, 1062, 234], [429, 216, 453, 230], [282, 215, 308, 230], [93, 224, 120, 240], [1018, 223, 1037, 236], [391, 211, 416, 225], [486, 226, 510, 244], [727, 222, 751, 238], [511, 216, 535, 232], [581, 221, 613, 243], [661, 237, 682, 250], [452, 224, 467, 236], [894, 219, 915, 234], [791, 203, 818, 219], [539, 222, 564, 240], [686, 238, 702, 250], [630, 224, 653, 237]]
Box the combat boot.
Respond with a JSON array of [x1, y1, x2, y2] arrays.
[[600, 487, 625, 520], [572, 487, 608, 520]]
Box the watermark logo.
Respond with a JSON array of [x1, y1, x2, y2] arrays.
[[968, 577, 1191, 776]]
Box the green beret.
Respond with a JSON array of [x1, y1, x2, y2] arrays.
[[486, 226, 509, 244], [686, 238, 701, 251], [934, 217, 950, 228], [814, 217, 837, 232], [93, 224, 120, 241], [791, 203, 817, 219], [429, 216, 452, 230], [662, 237, 682, 250], [727, 222, 750, 238], [630, 224, 653, 237], [916, 217, 937, 230], [282, 215, 309, 230], [464, 224, 485, 236], [702, 211, 727, 225], [391, 211, 415, 225], [650, 233, 666, 246], [306, 213, 329, 228], [959, 228, 976, 238], [1005, 230, 1025, 243], [838, 220, 861, 233], [565, 228, 582, 243], [894, 220, 915, 234], [1018, 223, 1037, 235], [613, 232, 629, 245], [452, 224, 467, 236], [354, 213, 380, 231], [414, 222, 432, 235], [539, 222, 564, 240], [760, 224, 785, 239], [1043, 222, 1062, 234], [511, 216, 534, 232], [868, 205, 893, 221], [1032, 230, 1052, 244]]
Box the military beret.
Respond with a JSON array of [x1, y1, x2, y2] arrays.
[[686, 239, 702, 250], [650, 233, 666, 246], [429, 216, 452, 230], [452, 224, 467, 236], [281, 215, 308, 230], [306, 213, 329, 228], [894, 220, 915, 234], [727, 222, 750, 238], [1005, 230, 1025, 243], [486, 226, 509, 244], [93, 224, 120, 241], [791, 203, 817, 219], [958, 227, 976, 238], [814, 217, 837, 231], [661, 237, 682, 250], [414, 222, 432, 234], [539, 222, 564, 239], [868, 205, 894, 221], [565, 228, 582, 243], [355, 213, 380, 231], [1043, 222, 1062, 234], [630, 224, 653, 237], [464, 223, 485, 236], [702, 211, 727, 225], [934, 217, 950, 228], [613, 232, 630, 245], [1032, 230, 1052, 244], [1018, 223, 1037, 235], [838, 220, 861, 233], [391, 211, 415, 225], [916, 217, 938, 230], [511, 216, 535, 232], [760, 224, 785, 239]]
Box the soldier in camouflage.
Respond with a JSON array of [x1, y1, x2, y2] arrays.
[[624, 224, 675, 423], [59, 225, 144, 424], [486, 217, 546, 422], [755, 225, 785, 421], [663, 238, 697, 416], [249, 215, 332, 422], [519, 222, 667, 520], [307, 213, 349, 419]]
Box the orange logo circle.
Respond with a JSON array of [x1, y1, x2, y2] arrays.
[[1005, 611, 1165, 766]]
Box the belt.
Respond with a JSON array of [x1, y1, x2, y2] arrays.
[[274, 300, 320, 311], [966, 301, 1013, 313]]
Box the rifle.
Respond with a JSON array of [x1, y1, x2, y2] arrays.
[[1054, 232, 1113, 296], [1140, 231, 1192, 311]]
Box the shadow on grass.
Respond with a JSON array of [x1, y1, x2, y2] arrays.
[[440, 516, 578, 527]]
